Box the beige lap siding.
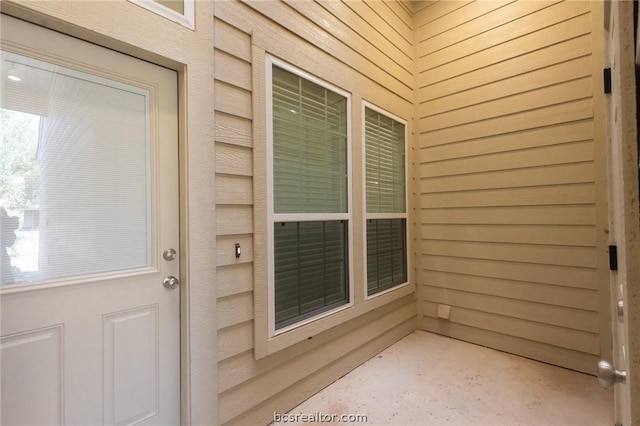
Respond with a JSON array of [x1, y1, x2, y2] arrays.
[[214, 1, 417, 424], [416, 0, 610, 374]]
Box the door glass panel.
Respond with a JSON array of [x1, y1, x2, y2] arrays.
[[1, 51, 151, 286]]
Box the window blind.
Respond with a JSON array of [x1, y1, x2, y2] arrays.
[[364, 106, 407, 296], [365, 107, 405, 214], [274, 221, 348, 329], [271, 64, 350, 330], [366, 218, 407, 294], [272, 66, 348, 214]]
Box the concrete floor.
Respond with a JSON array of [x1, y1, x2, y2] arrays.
[[280, 331, 613, 426]]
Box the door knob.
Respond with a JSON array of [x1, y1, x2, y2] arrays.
[[597, 360, 627, 388], [163, 276, 180, 290]]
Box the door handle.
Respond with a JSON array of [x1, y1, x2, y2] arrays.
[[163, 276, 180, 290], [597, 360, 627, 388]]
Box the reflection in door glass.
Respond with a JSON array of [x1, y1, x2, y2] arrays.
[[0, 51, 151, 286], [1, 110, 40, 284]]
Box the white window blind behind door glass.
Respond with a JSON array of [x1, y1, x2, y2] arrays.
[[0, 51, 150, 286]]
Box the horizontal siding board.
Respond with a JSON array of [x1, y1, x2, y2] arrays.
[[284, 0, 413, 79], [219, 296, 416, 397], [420, 77, 593, 131], [218, 291, 254, 329], [416, 0, 602, 374], [218, 263, 254, 298], [411, 0, 435, 15], [421, 255, 597, 289], [419, 34, 591, 100], [421, 286, 599, 332], [217, 234, 254, 267], [216, 0, 413, 108], [420, 121, 593, 162], [419, 0, 551, 56], [216, 143, 253, 176], [421, 162, 594, 193], [419, 1, 588, 63], [214, 80, 252, 119], [337, 0, 414, 60], [420, 205, 596, 226], [419, 316, 598, 374], [219, 300, 416, 423], [227, 0, 413, 101], [414, 0, 472, 29], [215, 17, 252, 60], [218, 322, 254, 361], [224, 319, 416, 425], [367, 0, 414, 44], [420, 301, 599, 355], [421, 239, 596, 268], [418, 14, 591, 87], [215, 112, 252, 148], [420, 183, 595, 208], [419, 99, 593, 147], [216, 174, 253, 205], [217, 205, 253, 235], [420, 140, 594, 177], [423, 270, 598, 311], [218, 351, 256, 393], [215, 49, 252, 91], [420, 224, 595, 247], [421, 56, 592, 117], [416, 0, 512, 41]]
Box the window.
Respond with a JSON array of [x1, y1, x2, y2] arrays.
[[268, 59, 351, 334], [128, 0, 194, 29], [364, 104, 408, 296]]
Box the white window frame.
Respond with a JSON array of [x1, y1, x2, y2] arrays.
[[128, 0, 195, 30], [361, 101, 410, 300], [266, 56, 354, 338]]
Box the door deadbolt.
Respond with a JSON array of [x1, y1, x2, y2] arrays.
[[163, 276, 180, 290], [597, 360, 627, 388], [163, 248, 177, 261]]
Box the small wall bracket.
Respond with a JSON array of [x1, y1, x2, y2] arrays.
[[604, 67, 612, 93], [609, 245, 618, 271]]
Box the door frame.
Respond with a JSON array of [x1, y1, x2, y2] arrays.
[[603, 0, 640, 424], [0, 2, 218, 424]]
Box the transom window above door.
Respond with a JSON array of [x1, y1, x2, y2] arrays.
[[128, 0, 194, 29]]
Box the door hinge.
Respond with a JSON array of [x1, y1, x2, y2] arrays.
[[604, 67, 612, 93], [609, 245, 618, 271]]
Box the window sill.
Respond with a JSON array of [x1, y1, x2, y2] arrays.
[[254, 281, 415, 359]]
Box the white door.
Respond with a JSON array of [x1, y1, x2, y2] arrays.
[[0, 16, 180, 425], [600, 2, 640, 425]]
